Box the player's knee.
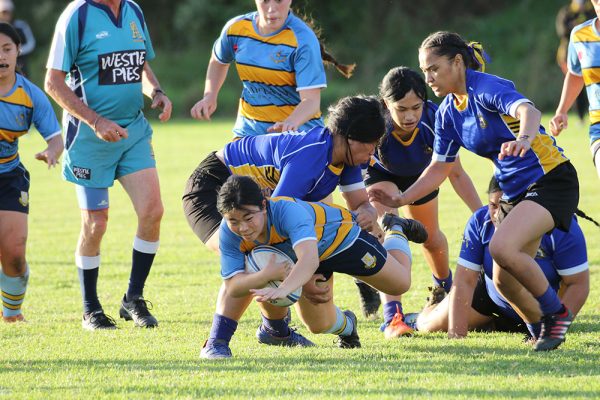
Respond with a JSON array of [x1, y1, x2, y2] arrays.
[[422, 229, 446, 252], [83, 213, 108, 239], [139, 202, 164, 226], [488, 236, 513, 268]]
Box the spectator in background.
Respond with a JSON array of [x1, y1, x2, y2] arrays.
[[555, 0, 595, 122], [0, 0, 36, 76]]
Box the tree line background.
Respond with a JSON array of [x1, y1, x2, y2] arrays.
[[18, 0, 568, 118]]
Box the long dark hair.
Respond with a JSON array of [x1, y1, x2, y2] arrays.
[[420, 31, 489, 72], [217, 175, 265, 216]]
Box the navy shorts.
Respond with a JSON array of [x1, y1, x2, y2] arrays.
[[364, 166, 438, 206], [317, 230, 387, 280], [0, 164, 30, 214]]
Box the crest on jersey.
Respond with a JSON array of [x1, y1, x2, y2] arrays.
[[361, 252, 377, 269], [270, 50, 288, 64], [18, 191, 29, 207], [477, 113, 488, 129], [130, 21, 144, 42], [15, 113, 26, 128]]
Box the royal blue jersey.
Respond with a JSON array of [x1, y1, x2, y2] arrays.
[[223, 127, 364, 201], [0, 74, 61, 173], [219, 197, 360, 279], [458, 207, 588, 320], [568, 18, 600, 124], [214, 11, 326, 137], [371, 101, 437, 176], [434, 69, 569, 201], [47, 0, 155, 127]]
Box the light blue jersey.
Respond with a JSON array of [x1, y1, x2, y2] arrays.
[[459, 207, 588, 320], [214, 11, 326, 137], [0, 74, 61, 173], [219, 197, 360, 279]]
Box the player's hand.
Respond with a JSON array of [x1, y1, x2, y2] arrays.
[[250, 287, 290, 302], [151, 92, 172, 122], [35, 147, 61, 168], [549, 113, 568, 136], [370, 224, 385, 243], [301, 274, 332, 304], [267, 120, 298, 133], [368, 187, 403, 208], [93, 116, 128, 142], [190, 95, 217, 121], [354, 208, 377, 232], [261, 254, 291, 282], [498, 139, 531, 160]]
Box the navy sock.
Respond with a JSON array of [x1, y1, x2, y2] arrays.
[[433, 270, 453, 293], [126, 249, 156, 300], [78, 267, 101, 314], [261, 314, 290, 337], [207, 313, 238, 344], [383, 301, 403, 325], [535, 286, 563, 316]]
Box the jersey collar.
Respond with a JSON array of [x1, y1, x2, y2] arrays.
[[85, 0, 126, 28]]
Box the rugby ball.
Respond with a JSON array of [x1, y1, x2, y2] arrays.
[[245, 245, 301, 307]]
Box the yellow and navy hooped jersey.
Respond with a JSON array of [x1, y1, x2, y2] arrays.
[[223, 127, 364, 201], [459, 207, 588, 321], [0, 74, 61, 174], [434, 69, 569, 201], [371, 101, 437, 177], [568, 18, 600, 123], [47, 0, 154, 129], [219, 196, 360, 279], [214, 11, 326, 137]]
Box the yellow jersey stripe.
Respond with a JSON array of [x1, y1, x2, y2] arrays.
[[239, 98, 297, 123], [2, 291, 25, 301], [530, 135, 569, 173], [501, 114, 520, 134], [236, 63, 296, 87], [0, 152, 18, 164], [227, 20, 298, 48], [228, 163, 281, 190], [590, 110, 600, 124], [309, 203, 326, 242], [321, 207, 354, 260], [0, 128, 28, 143], [0, 87, 33, 108], [582, 67, 600, 87], [573, 25, 600, 43]]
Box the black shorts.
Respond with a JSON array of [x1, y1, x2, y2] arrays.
[[316, 230, 387, 280], [471, 273, 528, 334], [182, 151, 231, 243], [497, 161, 579, 232], [0, 164, 30, 214], [364, 166, 438, 206]]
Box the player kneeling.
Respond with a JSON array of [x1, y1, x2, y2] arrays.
[[200, 175, 417, 359]]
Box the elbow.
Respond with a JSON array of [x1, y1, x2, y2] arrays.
[[44, 73, 57, 97]]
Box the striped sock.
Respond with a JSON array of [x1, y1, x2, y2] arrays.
[[325, 307, 354, 336], [383, 225, 412, 261], [1, 265, 29, 318]]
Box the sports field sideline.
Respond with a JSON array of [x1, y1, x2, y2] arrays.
[[1, 118, 599, 399]]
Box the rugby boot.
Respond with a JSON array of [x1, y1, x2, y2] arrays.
[[82, 310, 117, 330], [335, 310, 361, 348], [200, 339, 232, 359], [354, 279, 381, 318], [256, 325, 315, 347], [119, 294, 158, 328], [381, 213, 428, 243], [534, 306, 574, 351]]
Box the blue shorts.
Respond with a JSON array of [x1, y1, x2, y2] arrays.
[[317, 230, 387, 280], [62, 112, 155, 188], [0, 163, 30, 214]]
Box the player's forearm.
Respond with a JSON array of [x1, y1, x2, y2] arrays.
[[556, 72, 585, 115], [448, 160, 483, 213], [448, 266, 478, 338], [142, 62, 163, 98], [402, 161, 452, 206], [283, 89, 321, 129], [227, 272, 272, 298], [515, 103, 541, 143], [44, 69, 97, 127], [203, 55, 230, 99]]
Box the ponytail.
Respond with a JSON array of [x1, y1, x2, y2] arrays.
[[575, 209, 600, 228], [420, 31, 491, 72]]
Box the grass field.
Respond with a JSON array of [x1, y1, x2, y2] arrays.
[[2, 117, 599, 399]]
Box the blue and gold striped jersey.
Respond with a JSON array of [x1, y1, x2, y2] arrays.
[[223, 127, 364, 201], [0, 74, 61, 173], [459, 207, 588, 321], [568, 18, 600, 124], [219, 196, 360, 279], [371, 101, 437, 177], [433, 69, 568, 201], [214, 11, 326, 138]]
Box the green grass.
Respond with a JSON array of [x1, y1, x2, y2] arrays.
[[2, 117, 599, 399]]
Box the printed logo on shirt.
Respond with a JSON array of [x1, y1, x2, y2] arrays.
[[72, 166, 91, 180], [422, 144, 433, 155], [477, 113, 488, 129], [15, 113, 26, 128], [96, 31, 110, 39], [18, 191, 28, 207], [270, 50, 289, 64], [525, 192, 538, 198], [535, 247, 547, 259], [130, 21, 144, 42], [97, 50, 146, 85], [361, 252, 377, 269]]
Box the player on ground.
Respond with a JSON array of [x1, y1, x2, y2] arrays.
[[369, 31, 580, 351], [415, 177, 590, 343], [357, 67, 482, 334], [550, 0, 600, 179], [201, 175, 415, 359], [190, 0, 353, 137], [0, 23, 63, 322], [45, 0, 172, 330]]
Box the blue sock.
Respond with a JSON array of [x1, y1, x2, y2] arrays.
[[76, 255, 102, 314], [207, 313, 238, 344], [126, 237, 159, 300], [535, 286, 563, 316], [383, 301, 403, 325], [526, 322, 541, 339], [433, 270, 453, 293], [325, 307, 354, 336], [261, 314, 290, 337], [383, 227, 412, 261], [0, 266, 29, 317]]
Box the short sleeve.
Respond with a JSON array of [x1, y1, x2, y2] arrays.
[[474, 74, 531, 119], [432, 102, 461, 163], [292, 30, 326, 91], [457, 209, 486, 272], [30, 85, 61, 140], [550, 219, 588, 276], [567, 35, 582, 76], [46, 5, 80, 72], [213, 17, 240, 64], [271, 201, 317, 247], [219, 221, 246, 280], [338, 166, 365, 193]]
